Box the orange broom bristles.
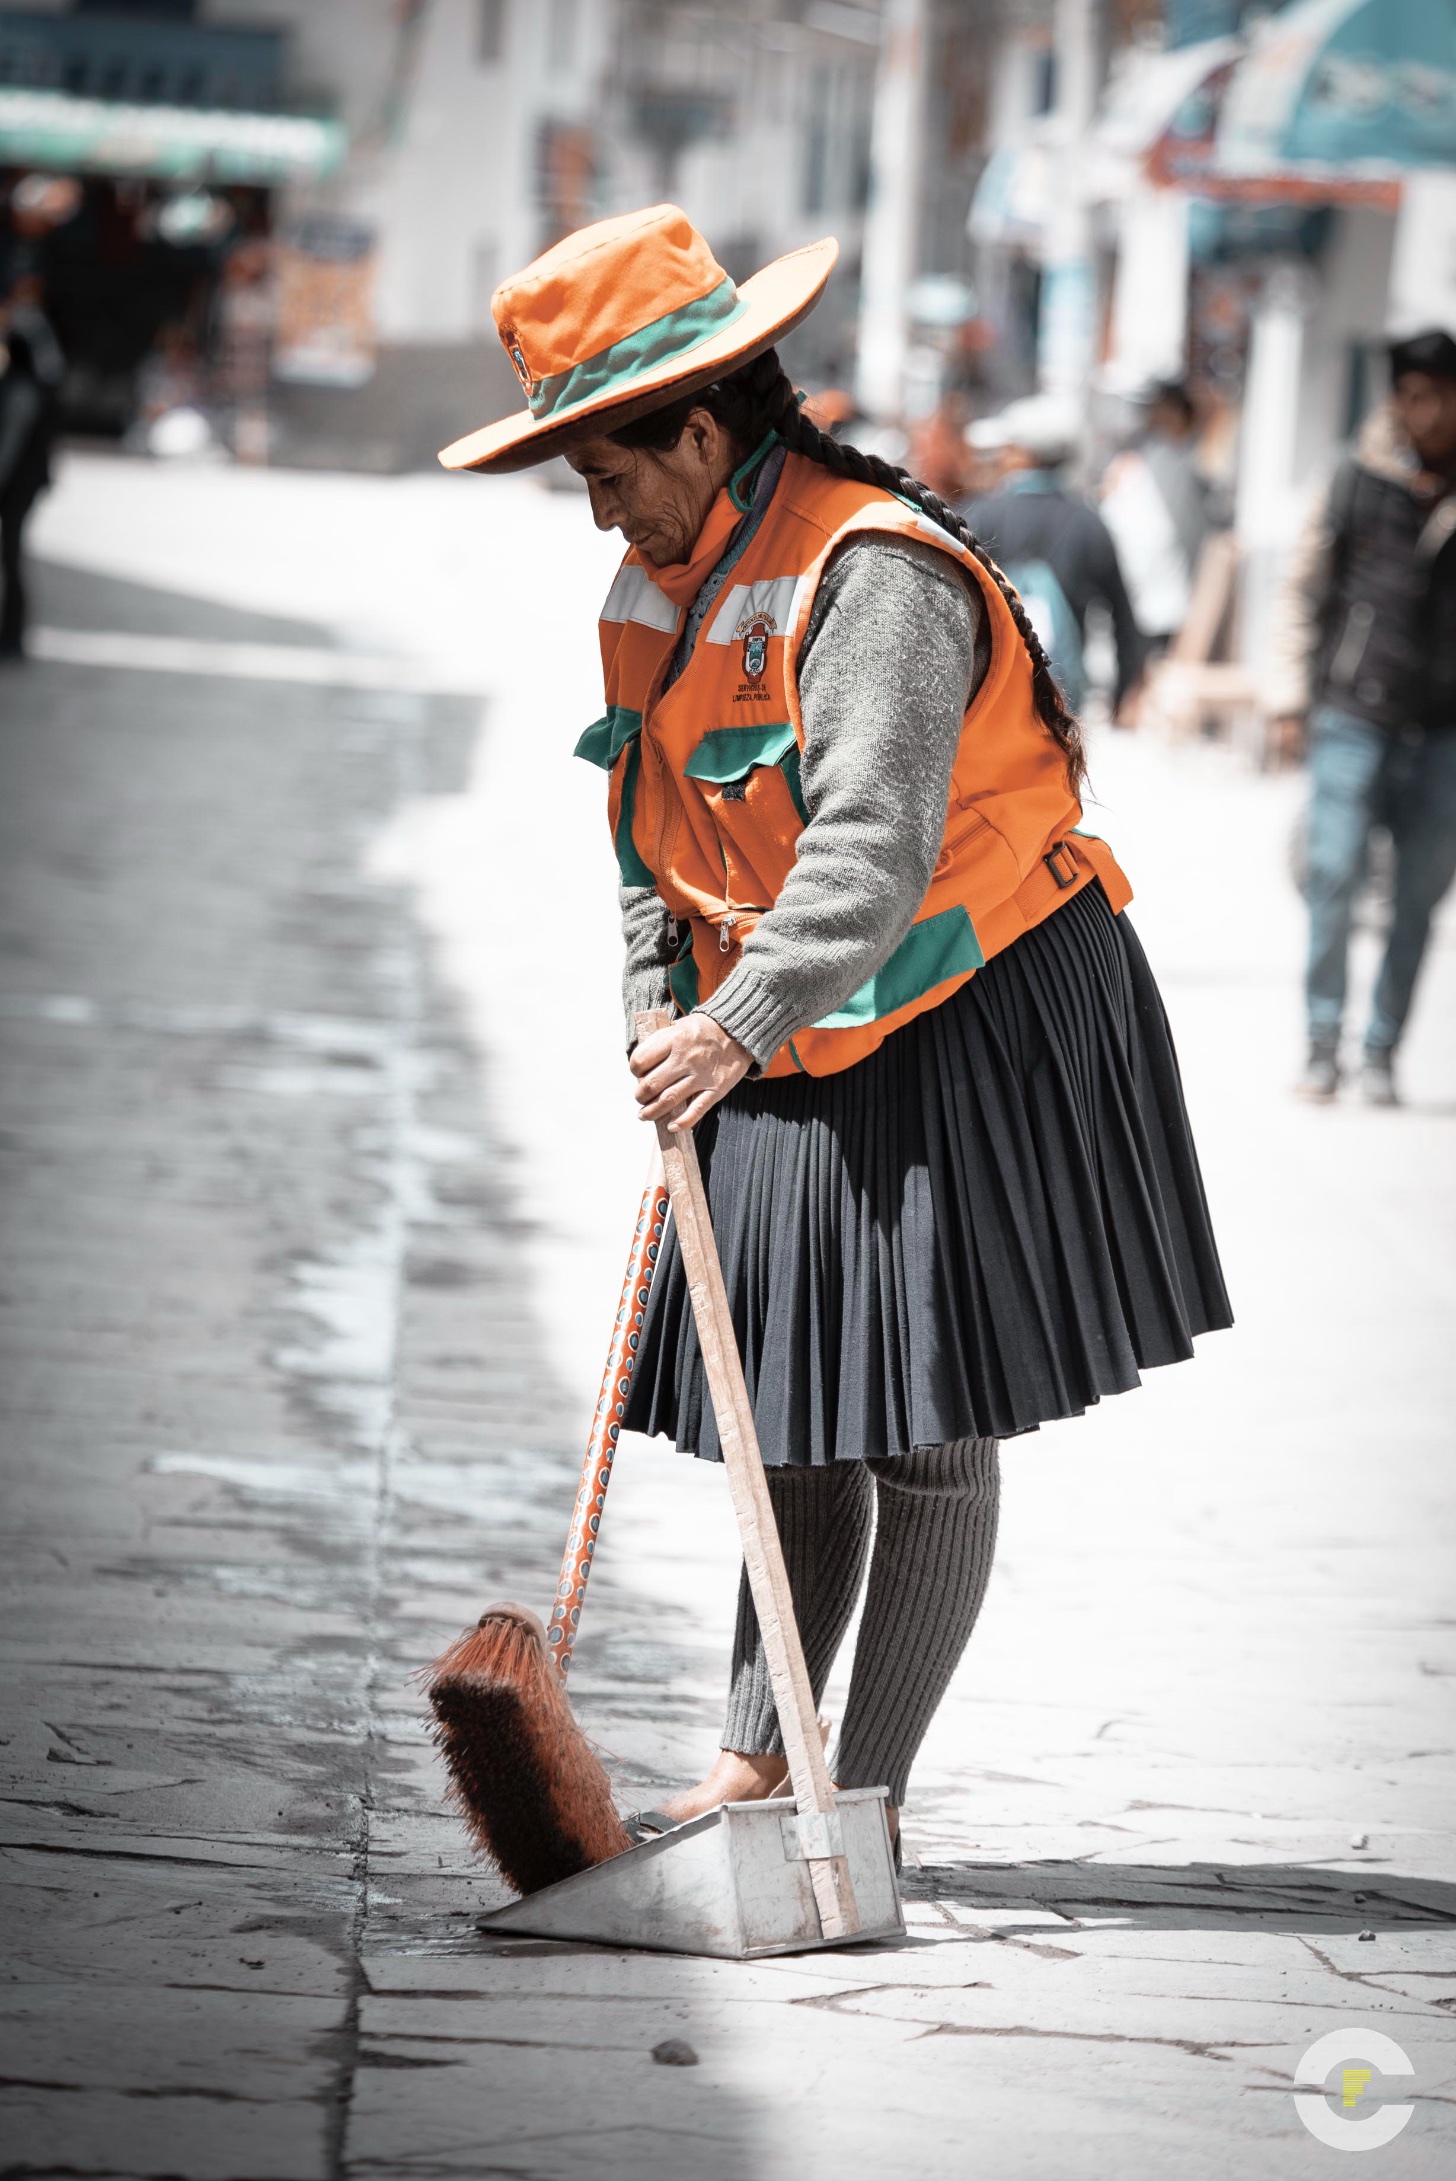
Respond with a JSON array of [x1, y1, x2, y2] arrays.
[[426, 1155, 669, 1896], [426, 1604, 633, 1897]]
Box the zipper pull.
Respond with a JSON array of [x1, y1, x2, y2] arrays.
[[719, 912, 736, 955], [666, 915, 679, 946]]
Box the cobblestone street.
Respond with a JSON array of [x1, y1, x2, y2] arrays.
[[1, 457, 1454, 2179]]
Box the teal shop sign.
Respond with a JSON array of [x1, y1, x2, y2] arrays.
[[0, 87, 346, 185], [1218, 0, 1456, 173]]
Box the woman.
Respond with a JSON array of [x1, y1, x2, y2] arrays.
[[441, 208, 1230, 1850]]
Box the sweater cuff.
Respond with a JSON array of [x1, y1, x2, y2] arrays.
[[699, 965, 804, 1070], [623, 965, 673, 1051]]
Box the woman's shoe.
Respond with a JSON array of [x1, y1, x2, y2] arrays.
[[623, 1808, 681, 1843]]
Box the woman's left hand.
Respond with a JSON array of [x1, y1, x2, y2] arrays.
[[630, 1013, 753, 1131]]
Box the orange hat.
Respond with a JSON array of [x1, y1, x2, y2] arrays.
[[438, 204, 838, 475]]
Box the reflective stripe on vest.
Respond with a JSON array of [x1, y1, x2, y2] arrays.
[[578, 450, 1132, 1078]]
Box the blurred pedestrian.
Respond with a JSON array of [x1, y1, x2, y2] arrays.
[[906, 387, 975, 503], [961, 396, 1146, 718], [438, 208, 1229, 1848], [214, 236, 275, 464], [1098, 382, 1213, 652], [0, 283, 63, 661], [1267, 327, 1456, 1106]]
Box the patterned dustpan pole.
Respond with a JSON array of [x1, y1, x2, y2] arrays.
[[546, 1158, 670, 1677]]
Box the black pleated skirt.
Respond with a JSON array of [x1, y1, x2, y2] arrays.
[[625, 882, 1232, 1465]]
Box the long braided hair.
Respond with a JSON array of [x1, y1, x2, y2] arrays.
[[611, 345, 1087, 793]]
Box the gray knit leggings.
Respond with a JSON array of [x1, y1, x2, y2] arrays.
[[723, 1438, 1000, 1807]]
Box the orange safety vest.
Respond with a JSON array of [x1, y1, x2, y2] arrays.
[[577, 449, 1132, 1078]]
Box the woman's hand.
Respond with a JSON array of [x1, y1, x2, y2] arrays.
[[630, 1013, 752, 1131]]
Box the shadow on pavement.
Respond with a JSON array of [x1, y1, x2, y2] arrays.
[[904, 1859, 1456, 1931], [29, 552, 335, 644]]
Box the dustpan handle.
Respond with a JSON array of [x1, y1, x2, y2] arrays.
[[547, 1151, 670, 1678], [636, 1011, 861, 1942]]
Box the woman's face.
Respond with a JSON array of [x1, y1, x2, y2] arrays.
[[565, 406, 735, 566]]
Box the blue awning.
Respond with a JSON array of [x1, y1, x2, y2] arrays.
[[1216, 0, 1456, 175]]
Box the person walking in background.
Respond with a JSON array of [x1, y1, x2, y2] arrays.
[[1099, 379, 1213, 655], [906, 386, 975, 504], [1141, 380, 1215, 571], [960, 396, 1146, 721], [0, 281, 63, 661], [1267, 328, 1456, 1106]]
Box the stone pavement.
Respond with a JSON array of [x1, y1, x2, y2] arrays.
[[1, 459, 1453, 2179]]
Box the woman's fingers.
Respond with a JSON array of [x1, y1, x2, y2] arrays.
[[666, 1086, 720, 1132], [637, 1080, 697, 1122], [636, 1060, 727, 1122], [629, 1029, 676, 1080], [633, 1056, 696, 1108]]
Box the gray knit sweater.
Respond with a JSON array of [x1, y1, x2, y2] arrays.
[[618, 473, 990, 1067]]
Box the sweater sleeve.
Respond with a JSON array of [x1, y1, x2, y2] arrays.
[[618, 883, 675, 1048], [699, 535, 987, 1068]]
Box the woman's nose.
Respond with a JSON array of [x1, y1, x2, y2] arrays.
[[586, 479, 620, 533]]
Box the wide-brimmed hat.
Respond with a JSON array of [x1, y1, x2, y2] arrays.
[[438, 204, 838, 475]]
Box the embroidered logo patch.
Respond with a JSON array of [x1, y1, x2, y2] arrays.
[[737, 612, 773, 685]]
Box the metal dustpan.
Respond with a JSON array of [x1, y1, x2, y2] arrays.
[[483, 1789, 904, 1959], [479, 1021, 903, 1958]]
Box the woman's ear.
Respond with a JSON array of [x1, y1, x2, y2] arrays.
[[681, 406, 733, 484]]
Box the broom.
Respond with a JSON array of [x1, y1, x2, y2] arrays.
[[426, 1139, 671, 1895]]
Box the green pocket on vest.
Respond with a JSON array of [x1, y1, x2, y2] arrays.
[[682, 721, 806, 820], [682, 721, 797, 781]]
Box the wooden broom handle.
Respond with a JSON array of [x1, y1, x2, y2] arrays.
[[635, 1010, 860, 1941]]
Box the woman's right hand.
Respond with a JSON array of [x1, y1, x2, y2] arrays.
[[630, 1013, 752, 1131]]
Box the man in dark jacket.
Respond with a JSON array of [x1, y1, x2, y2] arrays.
[[0, 287, 63, 659], [1268, 328, 1456, 1104], [960, 395, 1147, 718]]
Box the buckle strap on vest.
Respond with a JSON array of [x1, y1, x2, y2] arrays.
[[1044, 839, 1079, 889]]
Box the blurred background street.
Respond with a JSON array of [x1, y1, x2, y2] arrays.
[[2, 1, 1456, 2176]]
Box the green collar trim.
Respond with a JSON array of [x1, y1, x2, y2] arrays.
[[728, 428, 780, 513]]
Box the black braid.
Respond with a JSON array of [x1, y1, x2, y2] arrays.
[[612, 345, 1087, 792]]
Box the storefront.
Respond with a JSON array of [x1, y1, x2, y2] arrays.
[[0, 11, 343, 441]]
